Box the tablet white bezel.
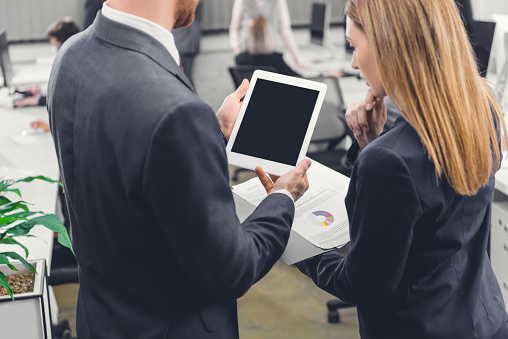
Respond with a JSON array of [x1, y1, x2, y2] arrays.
[[226, 70, 327, 176]]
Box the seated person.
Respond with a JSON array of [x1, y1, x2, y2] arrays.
[[235, 16, 301, 77], [14, 18, 80, 109]]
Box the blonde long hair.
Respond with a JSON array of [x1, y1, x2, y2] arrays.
[[247, 16, 274, 55], [345, 0, 507, 195]]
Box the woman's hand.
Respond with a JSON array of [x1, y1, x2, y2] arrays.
[[345, 89, 386, 150], [31, 120, 50, 132]]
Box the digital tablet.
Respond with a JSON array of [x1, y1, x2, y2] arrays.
[[226, 70, 327, 176]]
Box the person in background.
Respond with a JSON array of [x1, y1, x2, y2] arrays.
[[236, 15, 300, 77], [83, 0, 106, 29], [229, 0, 305, 68], [261, 0, 508, 337], [47, 0, 311, 337], [13, 18, 80, 110], [173, 0, 203, 84]]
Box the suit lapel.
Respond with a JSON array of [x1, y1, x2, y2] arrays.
[[91, 12, 195, 93]]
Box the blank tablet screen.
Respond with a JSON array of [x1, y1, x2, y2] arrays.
[[231, 79, 319, 166]]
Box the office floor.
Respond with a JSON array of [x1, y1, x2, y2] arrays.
[[12, 28, 362, 338]]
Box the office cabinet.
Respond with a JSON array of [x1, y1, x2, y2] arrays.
[[491, 201, 508, 305]]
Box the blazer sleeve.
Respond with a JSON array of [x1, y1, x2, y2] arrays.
[[142, 98, 295, 301], [297, 145, 423, 306]]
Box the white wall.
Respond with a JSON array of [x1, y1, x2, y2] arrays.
[[0, 0, 348, 42], [0, 0, 85, 41], [472, 0, 508, 21]]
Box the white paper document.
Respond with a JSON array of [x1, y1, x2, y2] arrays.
[[232, 160, 350, 249]]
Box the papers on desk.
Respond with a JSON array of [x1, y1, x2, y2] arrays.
[[232, 160, 350, 249]]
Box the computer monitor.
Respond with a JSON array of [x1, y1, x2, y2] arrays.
[[310, 2, 330, 48], [487, 14, 508, 109], [0, 29, 13, 88], [470, 21, 496, 77]]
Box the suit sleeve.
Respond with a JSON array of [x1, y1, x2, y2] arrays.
[[142, 98, 295, 301], [297, 145, 422, 306]]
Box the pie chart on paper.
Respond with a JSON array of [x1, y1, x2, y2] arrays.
[[308, 211, 334, 226]]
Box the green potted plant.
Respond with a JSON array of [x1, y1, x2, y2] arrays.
[[0, 176, 73, 300]]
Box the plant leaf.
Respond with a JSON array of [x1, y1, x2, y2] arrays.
[[16, 176, 63, 189], [3, 188, 21, 198], [0, 211, 39, 227], [8, 214, 74, 255], [0, 271, 13, 300], [0, 201, 30, 214], [0, 196, 11, 206], [0, 180, 15, 193], [0, 253, 20, 272], [2, 252, 37, 274], [0, 237, 30, 257]]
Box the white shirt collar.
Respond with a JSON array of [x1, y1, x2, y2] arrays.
[[101, 2, 180, 66]]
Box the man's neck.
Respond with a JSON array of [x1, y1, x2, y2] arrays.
[[106, 0, 175, 31]]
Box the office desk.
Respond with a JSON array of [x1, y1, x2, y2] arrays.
[[0, 88, 59, 273], [492, 163, 508, 304]]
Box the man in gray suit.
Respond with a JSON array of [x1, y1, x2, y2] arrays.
[[47, 0, 311, 338]]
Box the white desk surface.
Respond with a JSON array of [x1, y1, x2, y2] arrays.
[[0, 88, 59, 273], [496, 161, 508, 196]]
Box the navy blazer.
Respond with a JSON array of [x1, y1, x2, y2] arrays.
[[297, 116, 508, 338], [47, 12, 295, 339]]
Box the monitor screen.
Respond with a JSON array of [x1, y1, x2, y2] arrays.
[[0, 30, 13, 88], [310, 3, 328, 47], [231, 78, 320, 166], [470, 21, 496, 77]]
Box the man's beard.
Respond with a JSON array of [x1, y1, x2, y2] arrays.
[[174, 0, 198, 29]]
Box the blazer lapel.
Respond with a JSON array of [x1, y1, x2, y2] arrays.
[[91, 12, 195, 93]]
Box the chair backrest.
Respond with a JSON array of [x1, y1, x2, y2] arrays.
[[0, 29, 13, 88], [228, 65, 278, 88], [306, 76, 351, 146]]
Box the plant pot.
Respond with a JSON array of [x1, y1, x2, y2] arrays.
[[0, 259, 52, 339]]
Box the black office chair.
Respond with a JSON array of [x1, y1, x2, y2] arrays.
[[227, 64, 278, 88], [306, 75, 353, 177], [49, 188, 79, 339]]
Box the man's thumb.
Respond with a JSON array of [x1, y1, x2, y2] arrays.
[[235, 79, 249, 99]]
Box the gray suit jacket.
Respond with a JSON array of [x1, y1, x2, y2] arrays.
[[47, 12, 294, 339]]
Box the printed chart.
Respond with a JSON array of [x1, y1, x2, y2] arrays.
[[308, 211, 334, 226]]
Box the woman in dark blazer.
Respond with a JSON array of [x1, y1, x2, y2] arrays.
[[256, 0, 508, 337], [235, 16, 300, 77]]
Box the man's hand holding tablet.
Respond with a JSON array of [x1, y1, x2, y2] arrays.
[[216, 79, 250, 141], [226, 70, 327, 176], [217, 71, 326, 205]]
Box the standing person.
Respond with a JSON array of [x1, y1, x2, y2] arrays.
[[13, 18, 80, 109], [83, 0, 106, 29], [47, 0, 311, 338], [235, 15, 301, 77], [263, 0, 508, 337], [229, 0, 305, 68], [173, 0, 203, 84]]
